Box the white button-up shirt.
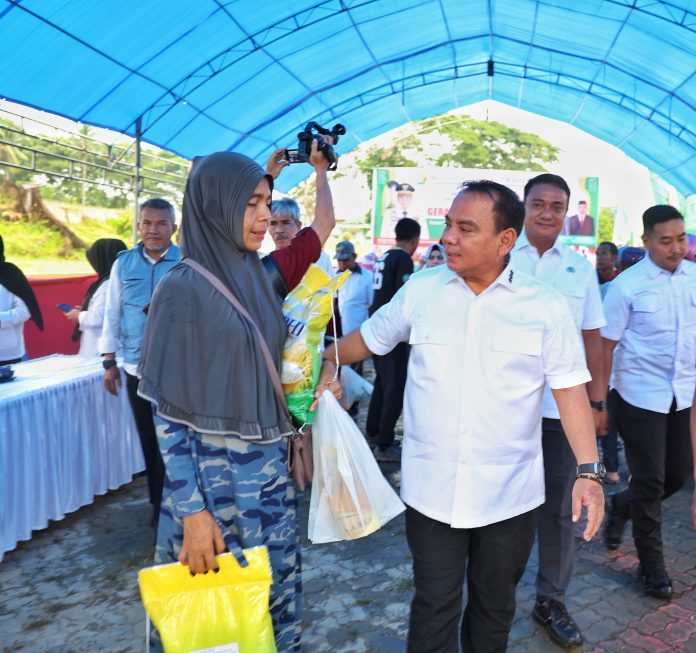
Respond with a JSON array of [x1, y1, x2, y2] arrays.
[[601, 255, 696, 413], [360, 264, 590, 528], [337, 264, 373, 335], [511, 232, 606, 419], [0, 285, 30, 361], [77, 282, 108, 357]]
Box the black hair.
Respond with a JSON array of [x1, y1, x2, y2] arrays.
[[395, 217, 421, 241], [642, 204, 683, 233], [140, 198, 176, 223], [458, 180, 525, 235], [523, 173, 571, 203], [598, 241, 618, 256]]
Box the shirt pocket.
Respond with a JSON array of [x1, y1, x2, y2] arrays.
[[490, 328, 543, 377], [408, 321, 450, 381], [557, 285, 585, 328], [629, 293, 665, 335], [686, 287, 696, 328]]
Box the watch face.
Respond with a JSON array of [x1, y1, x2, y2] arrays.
[[577, 462, 606, 479]]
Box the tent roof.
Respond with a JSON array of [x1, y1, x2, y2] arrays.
[[1, 0, 694, 193]]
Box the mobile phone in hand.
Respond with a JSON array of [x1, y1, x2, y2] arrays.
[[57, 303, 73, 312]]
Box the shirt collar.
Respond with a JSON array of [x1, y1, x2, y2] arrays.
[[138, 241, 173, 264], [515, 230, 564, 257], [443, 262, 518, 293], [643, 252, 688, 279]]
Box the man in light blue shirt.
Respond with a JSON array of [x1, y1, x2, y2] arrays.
[[602, 204, 695, 599]]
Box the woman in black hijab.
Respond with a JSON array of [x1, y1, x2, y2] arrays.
[[63, 238, 127, 356], [0, 234, 43, 365], [138, 151, 338, 652]]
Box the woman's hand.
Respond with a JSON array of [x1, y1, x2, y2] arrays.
[[64, 306, 81, 322], [309, 358, 342, 411], [179, 509, 226, 574]]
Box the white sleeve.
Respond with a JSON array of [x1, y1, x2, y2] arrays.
[[78, 282, 107, 329], [317, 251, 334, 278], [0, 293, 30, 327], [581, 272, 606, 331], [600, 280, 631, 342], [98, 260, 122, 354], [542, 294, 591, 389], [360, 283, 410, 355]]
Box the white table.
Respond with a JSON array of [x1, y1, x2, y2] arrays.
[[0, 355, 144, 559]]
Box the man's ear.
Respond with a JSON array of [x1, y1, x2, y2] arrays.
[[499, 227, 517, 256]]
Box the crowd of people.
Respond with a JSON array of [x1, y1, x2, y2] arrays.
[[1, 140, 694, 653]]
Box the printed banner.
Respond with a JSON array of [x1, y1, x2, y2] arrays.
[[371, 167, 599, 247], [558, 176, 600, 247]]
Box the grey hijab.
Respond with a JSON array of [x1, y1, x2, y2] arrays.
[[138, 152, 292, 440]]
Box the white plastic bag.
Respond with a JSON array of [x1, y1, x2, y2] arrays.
[[338, 365, 373, 411], [308, 390, 405, 543]]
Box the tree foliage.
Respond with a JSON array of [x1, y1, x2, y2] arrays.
[[419, 115, 559, 170], [597, 207, 616, 244], [351, 114, 559, 189], [0, 117, 187, 209]]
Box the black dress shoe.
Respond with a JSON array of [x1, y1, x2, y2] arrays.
[[603, 495, 627, 550], [532, 598, 584, 648], [641, 568, 673, 599]]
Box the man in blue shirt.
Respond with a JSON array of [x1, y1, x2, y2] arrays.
[[99, 198, 180, 527]]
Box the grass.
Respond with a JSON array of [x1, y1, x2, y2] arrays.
[[1, 199, 133, 275]]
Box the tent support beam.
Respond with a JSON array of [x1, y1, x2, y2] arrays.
[[132, 116, 142, 247]]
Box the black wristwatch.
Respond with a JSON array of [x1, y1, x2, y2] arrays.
[[102, 359, 118, 370], [590, 400, 607, 412], [576, 462, 606, 481]]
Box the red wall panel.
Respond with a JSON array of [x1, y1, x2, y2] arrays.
[[25, 275, 97, 358]]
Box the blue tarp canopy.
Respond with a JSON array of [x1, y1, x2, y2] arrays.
[[1, 0, 694, 193]]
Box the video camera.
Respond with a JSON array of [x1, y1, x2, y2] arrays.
[[285, 122, 346, 171]]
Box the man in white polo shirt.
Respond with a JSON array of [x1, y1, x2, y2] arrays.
[[511, 173, 606, 648], [602, 204, 695, 600], [324, 180, 604, 653]]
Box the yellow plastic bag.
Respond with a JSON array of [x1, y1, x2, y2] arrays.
[[281, 265, 348, 424], [138, 546, 277, 653]]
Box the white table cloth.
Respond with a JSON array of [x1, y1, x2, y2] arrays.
[[0, 355, 144, 558]]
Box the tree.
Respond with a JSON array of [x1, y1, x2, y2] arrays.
[[354, 135, 422, 190], [597, 207, 616, 244], [419, 115, 559, 170]]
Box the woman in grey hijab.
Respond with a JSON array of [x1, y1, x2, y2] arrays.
[[138, 151, 337, 652]]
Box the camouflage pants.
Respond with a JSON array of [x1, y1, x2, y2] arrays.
[[152, 416, 302, 652]]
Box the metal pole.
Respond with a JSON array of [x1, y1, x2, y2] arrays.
[[132, 116, 142, 247]]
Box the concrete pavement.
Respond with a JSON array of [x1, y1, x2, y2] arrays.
[[1, 409, 695, 652]]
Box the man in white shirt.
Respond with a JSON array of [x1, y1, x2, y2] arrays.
[[99, 198, 180, 526], [324, 180, 604, 653], [511, 173, 606, 648], [602, 204, 695, 600], [334, 241, 373, 335]]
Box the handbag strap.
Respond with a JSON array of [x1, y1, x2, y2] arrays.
[[182, 258, 290, 418]]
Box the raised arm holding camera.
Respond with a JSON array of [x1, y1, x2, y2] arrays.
[[262, 134, 338, 298]]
